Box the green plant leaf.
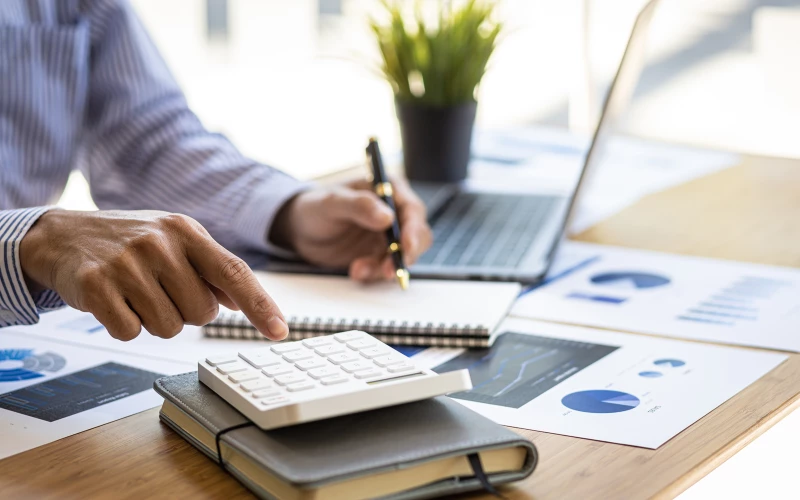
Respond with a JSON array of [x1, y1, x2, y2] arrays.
[[370, 0, 502, 107]]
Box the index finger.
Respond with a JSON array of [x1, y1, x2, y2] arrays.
[[186, 238, 288, 340]]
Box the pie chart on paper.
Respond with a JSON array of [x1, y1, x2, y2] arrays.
[[562, 390, 641, 414], [590, 271, 671, 290], [0, 349, 66, 382]]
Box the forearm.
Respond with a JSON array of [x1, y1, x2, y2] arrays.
[[0, 208, 65, 327], [82, 0, 310, 253], [84, 94, 309, 252]]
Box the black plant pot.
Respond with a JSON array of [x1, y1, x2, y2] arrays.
[[395, 99, 477, 183]]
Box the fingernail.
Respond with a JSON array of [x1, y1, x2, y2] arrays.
[[267, 315, 289, 340]]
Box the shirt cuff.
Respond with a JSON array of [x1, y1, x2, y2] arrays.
[[232, 172, 313, 257], [0, 207, 66, 327]]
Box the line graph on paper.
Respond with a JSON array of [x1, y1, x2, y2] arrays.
[[435, 332, 618, 408]]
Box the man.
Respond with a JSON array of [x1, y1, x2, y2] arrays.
[[0, 0, 432, 342]]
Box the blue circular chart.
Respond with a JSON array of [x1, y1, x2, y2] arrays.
[[639, 371, 663, 378], [654, 359, 685, 368], [562, 390, 640, 414], [0, 349, 66, 382], [590, 272, 671, 290]]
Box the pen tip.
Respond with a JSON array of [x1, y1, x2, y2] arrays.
[[368, 136, 378, 144], [396, 269, 410, 291]]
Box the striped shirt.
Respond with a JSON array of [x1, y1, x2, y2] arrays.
[[0, 0, 308, 327]]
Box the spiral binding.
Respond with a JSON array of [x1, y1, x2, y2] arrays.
[[203, 311, 491, 348]]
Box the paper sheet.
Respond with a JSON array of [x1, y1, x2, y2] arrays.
[[18, 307, 263, 364], [0, 330, 190, 459], [428, 318, 786, 449], [470, 126, 740, 232], [512, 242, 800, 352]]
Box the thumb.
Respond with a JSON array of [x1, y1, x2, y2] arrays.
[[328, 189, 394, 231]]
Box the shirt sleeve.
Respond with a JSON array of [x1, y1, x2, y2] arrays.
[[78, 0, 311, 254], [0, 208, 66, 327]]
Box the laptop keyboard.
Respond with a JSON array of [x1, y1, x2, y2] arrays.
[[416, 193, 560, 269]]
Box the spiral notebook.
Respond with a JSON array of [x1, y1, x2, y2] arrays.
[[202, 272, 521, 347]]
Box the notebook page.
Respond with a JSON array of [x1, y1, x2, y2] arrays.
[[246, 273, 521, 332]]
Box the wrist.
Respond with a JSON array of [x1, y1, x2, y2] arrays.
[[268, 193, 302, 252], [20, 208, 64, 292]]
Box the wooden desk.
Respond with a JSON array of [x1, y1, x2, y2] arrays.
[[3, 156, 800, 499]]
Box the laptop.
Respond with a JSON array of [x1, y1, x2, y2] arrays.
[[411, 0, 660, 282], [266, 0, 659, 283]]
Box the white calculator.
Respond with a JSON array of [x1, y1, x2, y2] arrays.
[[198, 331, 472, 430]]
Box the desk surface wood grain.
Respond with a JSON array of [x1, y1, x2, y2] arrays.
[[3, 156, 800, 500]]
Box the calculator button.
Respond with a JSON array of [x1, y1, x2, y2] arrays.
[[295, 358, 327, 371], [347, 339, 377, 350], [271, 342, 302, 354], [387, 363, 417, 374], [283, 350, 314, 362], [341, 361, 373, 373], [327, 352, 360, 365], [334, 331, 364, 343], [303, 337, 334, 348], [314, 344, 345, 356], [261, 395, 291, 406], [216, 361, 248, 374], [240, 379, 274, 392], [263, 364, 294, 377], [373, 354, 406, 367], [228, 370, 261, 383], [251, 388, 282, 398], [359, 347, 390, 359], [321, 375, 349, 385], [354, 369, 384, 379], [275, 373, 308, 386], [239, 350, 282, 368], [286, 381, 315, 392], [206, 354, 238, 366], [308, 367, 341, 379]]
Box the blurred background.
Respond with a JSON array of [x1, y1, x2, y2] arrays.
[[60, 0, 800, 208]]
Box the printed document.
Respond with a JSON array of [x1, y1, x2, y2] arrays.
[[0, 331, 188, 459], [426, 318, 785, 448], [512, 242, 800, 352]]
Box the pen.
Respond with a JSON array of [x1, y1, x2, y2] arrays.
[[366, 137, 410, 290]]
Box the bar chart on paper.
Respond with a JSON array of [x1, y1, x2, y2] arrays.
[[676, 276, 788, 327]]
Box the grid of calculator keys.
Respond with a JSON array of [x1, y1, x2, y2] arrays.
[[205, 331, 418, 408]]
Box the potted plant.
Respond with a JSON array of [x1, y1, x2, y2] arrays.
[[370, 0, 502, 183]]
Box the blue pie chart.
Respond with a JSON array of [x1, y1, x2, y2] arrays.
[[562, 390, 640, 414], [0, 349, 66, 382], [590, 272, 671, 290], [654, 359, 685, 368], [639, 371, 663, 378]]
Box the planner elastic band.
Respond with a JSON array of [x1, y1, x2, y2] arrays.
[[214, 422, 255, 467], [468, 452, 506, 498]]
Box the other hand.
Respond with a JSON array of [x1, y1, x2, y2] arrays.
[[20, 210, 288, 341], [270, 178, 433, 281]]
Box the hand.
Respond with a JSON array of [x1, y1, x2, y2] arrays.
[[20, 210, 288, 341], [270, 178, 433, 281]]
